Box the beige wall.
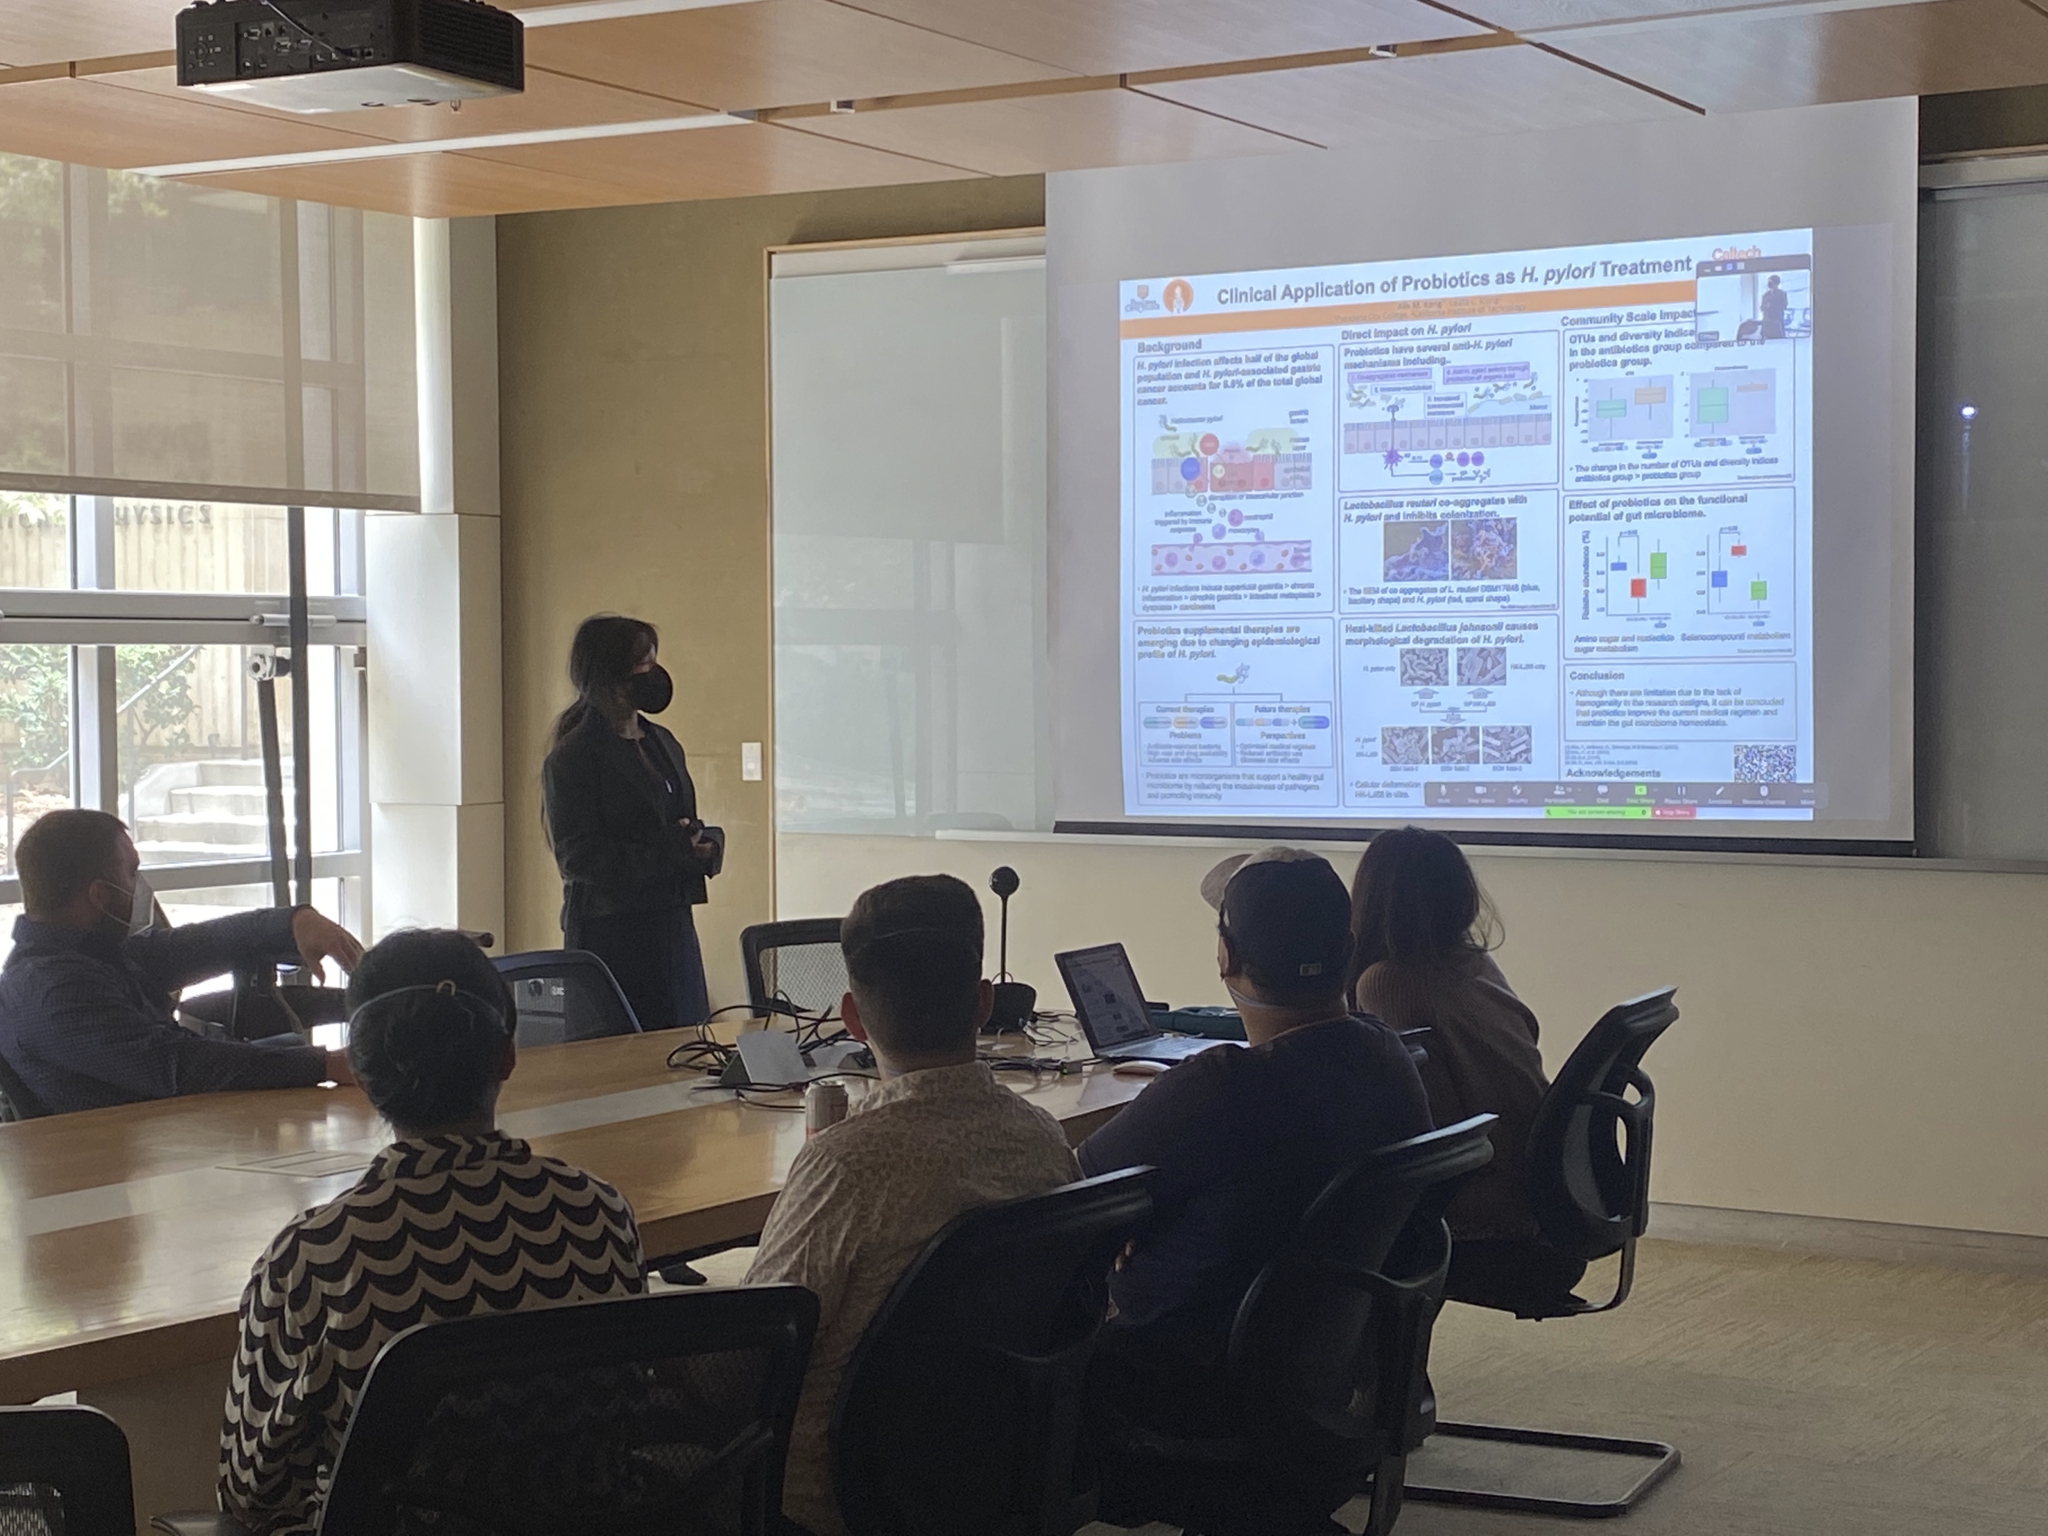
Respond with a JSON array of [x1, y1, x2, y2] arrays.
[[780, 832, 2048, 1238], [496, 176, 1046, 1001], [497, 171, 2048, 1239]]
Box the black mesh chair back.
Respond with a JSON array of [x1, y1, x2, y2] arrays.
[[1227, 1118, 1496, 1483], [739, 920, 845, 1021], [492, 950, 642, 1046], [831, 1168, 1155, 1536], [1526, 987, 1679, 1265], [0, 1053, 50, 1122], [1404, 996, 1683, 1519], [318, 1287, 816, 1536], [0, 1406, 135, 1536]]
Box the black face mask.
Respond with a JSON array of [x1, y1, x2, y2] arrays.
[[624, 664, 674, 715]]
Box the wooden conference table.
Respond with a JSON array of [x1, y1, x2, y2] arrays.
[[0, 1027, 1146, 1529]]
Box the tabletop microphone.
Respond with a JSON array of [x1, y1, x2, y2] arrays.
[[985, 866, 1035, 1034]]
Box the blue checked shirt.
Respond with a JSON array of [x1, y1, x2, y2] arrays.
[[0, 910, 329, 1115]]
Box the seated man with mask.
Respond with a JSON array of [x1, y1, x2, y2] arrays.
[[0, 809, 360, 1116]]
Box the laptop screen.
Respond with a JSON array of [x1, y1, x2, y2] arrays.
[[1058, 944, 1155, 1049]]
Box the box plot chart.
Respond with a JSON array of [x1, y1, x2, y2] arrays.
[[1602, 529, 1673, 617], [1709, 525, 1778, 614], [1690, 369, 1775, 438], [1587, 376, 1673, 443]]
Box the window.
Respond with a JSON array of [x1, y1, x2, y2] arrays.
[[0, 151, 418, 954]]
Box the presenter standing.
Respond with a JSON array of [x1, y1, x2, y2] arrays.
[[542, 615, 721, 1030]]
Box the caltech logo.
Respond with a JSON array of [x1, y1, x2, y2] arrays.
[[1164, 278, 1194, 313], [1711, 245, 1763, 261], [1123, 281, 1162, 316]]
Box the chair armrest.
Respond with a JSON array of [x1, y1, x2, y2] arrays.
[[151, 1512, 254, 1536]]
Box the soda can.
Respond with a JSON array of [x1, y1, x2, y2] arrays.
[[805, 1079, 849, 1138]]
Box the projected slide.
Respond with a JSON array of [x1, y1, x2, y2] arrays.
[[1133, 345, 1334, 615], [1119, 230, 1817, 822]]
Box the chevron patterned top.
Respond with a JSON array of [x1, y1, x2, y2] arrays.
[[218, 1129, 647, 1536]]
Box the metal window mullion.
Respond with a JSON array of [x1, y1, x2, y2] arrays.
[[71, 646, 118, 815]]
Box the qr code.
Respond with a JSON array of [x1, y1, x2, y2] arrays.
[[1733, 744, 1797, 782]]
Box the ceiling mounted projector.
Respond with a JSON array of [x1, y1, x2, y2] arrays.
[[176, 0, 523, 113]]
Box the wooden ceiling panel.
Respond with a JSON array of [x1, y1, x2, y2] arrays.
[[1139, 46, 1687, 148], [0, 75, 382, 170], [525, 0, 1070, 113], [1452, 0, 1944, 30], [465, 118, 980, 200], [825, 0, 1487, 75], [179, 150, 656, 218], [1550, 0, 2048, 112], [102, 62, 720, 143], [0, 2, 182, 69], [784, 85, 1313, 177]]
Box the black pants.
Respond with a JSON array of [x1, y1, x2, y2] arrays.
[[567, 904, 710, 1031]]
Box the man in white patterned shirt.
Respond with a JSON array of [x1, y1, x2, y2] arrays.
[[747, 874, 1079, 1536]]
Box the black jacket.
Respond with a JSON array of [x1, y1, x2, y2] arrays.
[[0, 909, 327, 1114], [542, 710, 718, 923]]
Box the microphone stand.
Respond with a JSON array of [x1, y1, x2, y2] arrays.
[[984, 866, 1035, 1034]]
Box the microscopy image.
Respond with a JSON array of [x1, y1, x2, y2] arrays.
[[1381, 726, 1430, 766], [1483, 725, 1533, 764], [1734, 743, 1797, 782], [1400, 647, 1449, 686], [1451, 517, 1518, 580], [1383, 521, 1449, 582], [1431, 726, 1481, 765], [1457, 646, 1508, 686]]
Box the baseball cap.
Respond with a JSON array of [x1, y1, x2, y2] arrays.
[[1201, 847, 1353, 999]]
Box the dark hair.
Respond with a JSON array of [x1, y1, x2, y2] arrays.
[[16, 809, 129, 919], [345, 929, 516, 1134], [1345, 826, 1499, 993], [548, 613, 658, 753], [840, 874, 984, 1056]]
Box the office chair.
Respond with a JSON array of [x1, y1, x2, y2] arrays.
[[831, 1168, 1155, 1536], [0, 1053, 50, 1123], [0, 1406, 136, 1536], [739, 919, 846, 1022], [1406, 987, 1682, 1519], [1098, 1117, 1496, 1536], [491, 949, 643, 1046], [153, 1286, 818, 1536]]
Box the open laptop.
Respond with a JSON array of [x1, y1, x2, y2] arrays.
[[1056, 943, 1228, 1063]]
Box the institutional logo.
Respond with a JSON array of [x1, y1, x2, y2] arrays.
[[1164, 278, 1194, 313]]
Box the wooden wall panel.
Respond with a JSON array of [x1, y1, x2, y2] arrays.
[[468, 119, 979, 201], [184, 150, 654, 218], [827, 0, 1485, 75], [1453, 0, 1945, 29], [0, 1, 183, 69], [1552, 0, 2048, 114], [106, 63, 720, 144], [525, 0, 1068, 113], [0, 76, 382, 169], [786, 85, 1311, 176], [1138, 46, 1688, 146]]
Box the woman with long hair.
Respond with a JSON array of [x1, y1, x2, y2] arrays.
[[1347, 826, 1585, 1311], [540, 615, 721, 1030]]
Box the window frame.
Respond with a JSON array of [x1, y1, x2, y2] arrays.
[[0, 159, 417, 930]]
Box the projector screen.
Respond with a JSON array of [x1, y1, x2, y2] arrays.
[[1049, 100, 1916, 848]]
